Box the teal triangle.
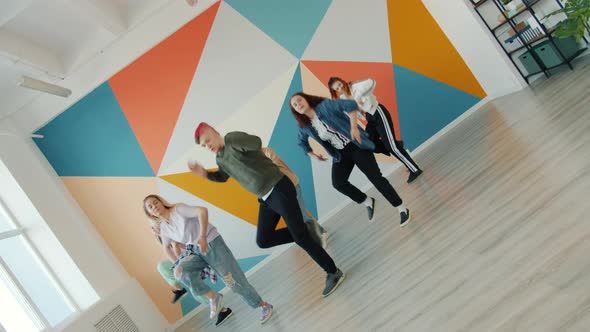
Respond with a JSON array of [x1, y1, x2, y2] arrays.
[[268, 65, 318, 219], [33, 82, 153, 176], [393, 65, 481, 151], [180, 254, 269, 316], [225, 0, 332, 58]]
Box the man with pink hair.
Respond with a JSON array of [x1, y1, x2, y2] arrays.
[[189, 123, 345, 297]]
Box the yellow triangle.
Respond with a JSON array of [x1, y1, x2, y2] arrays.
[[160, 172, 286, 229], [387, 0, 486, 98]]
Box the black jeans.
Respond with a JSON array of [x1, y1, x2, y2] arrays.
[[365, 104, 421, 174], [256, 176, 337, 274], [332, 143, 403, 207]]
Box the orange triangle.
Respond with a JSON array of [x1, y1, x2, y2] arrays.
[[109, 2, 221, 175], [301, 60, 402, 140], [387, 0, 486, 99], [160, 171, 286, 229]]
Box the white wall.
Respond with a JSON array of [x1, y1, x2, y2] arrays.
[[423, 0, 527, 98], [57, 279, 168, 332]]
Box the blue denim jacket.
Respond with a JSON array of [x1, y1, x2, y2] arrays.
[[297, 99, 375, 162]]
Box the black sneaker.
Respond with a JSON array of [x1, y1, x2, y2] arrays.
[[171, 289, 187, 304], [216, 308, 233, 327], [322, 269, 345, 297], [400, 209, 411, 227], [366, 197, 376, 223], [407, 169, 423, 183]]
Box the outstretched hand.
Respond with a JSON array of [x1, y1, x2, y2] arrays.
[[196, 237, 208, 255], [355, 96, 365, 107], [351, 127, 362, 144], [188, 161, 207, 177], [308, 152, 327, 162]]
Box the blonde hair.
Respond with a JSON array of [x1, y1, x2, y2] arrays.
[[143, 194, 176, 245]]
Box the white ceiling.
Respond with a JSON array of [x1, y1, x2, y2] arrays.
[[0, 0, 170, 119]]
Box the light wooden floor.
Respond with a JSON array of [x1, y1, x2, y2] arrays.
[[176, 57, 590, 332]]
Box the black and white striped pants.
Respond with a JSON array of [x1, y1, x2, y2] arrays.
[[366, 104, 421, 174]]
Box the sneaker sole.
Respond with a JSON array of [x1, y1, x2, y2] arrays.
[[260, 308, 273, 325], [216, 311, 233, 327], [323, 273, 345, 297], [400, 214, 412, 228]]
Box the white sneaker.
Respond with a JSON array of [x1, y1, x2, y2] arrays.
[[260, 303, 273, 324]]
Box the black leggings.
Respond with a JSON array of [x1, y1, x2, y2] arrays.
[[331, 143, 403, 207], [256, 176, 337, 274], [366, 104, 421, 174]]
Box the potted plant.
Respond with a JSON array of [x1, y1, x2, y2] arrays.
[[544, 0, 590, 42]]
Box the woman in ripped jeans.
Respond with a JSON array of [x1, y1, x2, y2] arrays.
[[143, 194, 274, 324]]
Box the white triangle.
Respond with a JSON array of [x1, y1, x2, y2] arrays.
[[157, 178, 273, 259], [302, 0, 392, 62], [160, 63, 298, 176], [158, 1, 298, 175]]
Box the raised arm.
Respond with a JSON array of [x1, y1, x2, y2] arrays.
[[322, 99, 360, 116]]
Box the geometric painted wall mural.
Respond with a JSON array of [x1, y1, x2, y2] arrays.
[[33, 0, 484, 323]]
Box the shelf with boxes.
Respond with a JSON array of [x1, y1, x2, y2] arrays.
[[471, 0, 589, 83]]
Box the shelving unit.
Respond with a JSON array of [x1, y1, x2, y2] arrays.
[[471, 0, 589, 83]]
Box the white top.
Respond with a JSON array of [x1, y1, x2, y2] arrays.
[[159, 203, 220, 246], [311, 116, 349, 150], [339, 78, 378, 115]]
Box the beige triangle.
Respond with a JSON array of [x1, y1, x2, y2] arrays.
[[300, 62, 331, 98]]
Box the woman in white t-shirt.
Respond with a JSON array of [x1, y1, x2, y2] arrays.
[[327, 76, 423, 184], [143, 194, 273, 324]]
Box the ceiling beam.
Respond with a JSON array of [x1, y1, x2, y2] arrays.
[[66, 0, 127, 35], [0, 28, 65, 78]]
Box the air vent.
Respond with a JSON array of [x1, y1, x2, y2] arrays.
[[94, 305, 139, 332]]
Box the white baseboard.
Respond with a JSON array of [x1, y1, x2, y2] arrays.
[[169, 94, 499, 331]]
